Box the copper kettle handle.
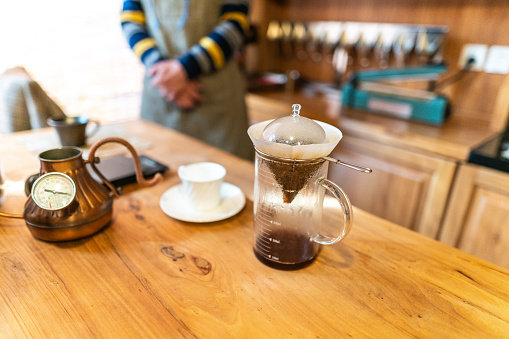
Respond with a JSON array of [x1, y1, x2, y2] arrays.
[[87, 137, 163, 198]]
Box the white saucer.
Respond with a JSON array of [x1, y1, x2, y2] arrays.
[[160, 182, 246, 223]]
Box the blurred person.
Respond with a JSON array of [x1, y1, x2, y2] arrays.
[[121, 0, 254, 160]]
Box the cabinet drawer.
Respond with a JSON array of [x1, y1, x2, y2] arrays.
[[440, 164, 509, 268]]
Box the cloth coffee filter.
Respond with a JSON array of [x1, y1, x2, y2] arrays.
[[248, 119, 342, 159]]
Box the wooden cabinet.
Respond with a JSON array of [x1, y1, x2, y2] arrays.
[[439, 164, 509, 268], [328, 135, 457, 238]]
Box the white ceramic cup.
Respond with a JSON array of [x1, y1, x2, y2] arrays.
[[178, 162, 226, 211]]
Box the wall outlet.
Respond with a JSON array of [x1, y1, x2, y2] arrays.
[[458, 44, 488, 71], [484, 45, 509, 74]]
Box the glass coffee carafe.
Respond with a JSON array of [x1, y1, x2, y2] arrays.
[[248, 104, 371, 270], [253, 150, 353, 269]]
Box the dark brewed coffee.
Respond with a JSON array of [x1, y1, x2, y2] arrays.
[[254, 230, 320, 270], [254, 251, 317, 270]]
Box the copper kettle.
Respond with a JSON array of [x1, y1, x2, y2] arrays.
[[23, 137, 162, 242]]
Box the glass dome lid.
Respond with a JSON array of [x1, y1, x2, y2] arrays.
[[247, 104, 343, 160], [261, 104, 327, 146]]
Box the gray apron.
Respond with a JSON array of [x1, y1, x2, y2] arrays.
[[139, 0, 254, 160]]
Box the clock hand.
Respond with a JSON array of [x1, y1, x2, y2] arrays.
[[44, 189, 71, 196]]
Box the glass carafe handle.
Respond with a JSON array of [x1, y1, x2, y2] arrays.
[[312, 178, 353, 245]]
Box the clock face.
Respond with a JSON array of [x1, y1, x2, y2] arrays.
[[31, 172, 76, 211]]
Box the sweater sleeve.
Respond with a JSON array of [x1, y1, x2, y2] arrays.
[[120, 0, 166, 68], [178, 0, 250, 79], [121, 0, 250, 78]]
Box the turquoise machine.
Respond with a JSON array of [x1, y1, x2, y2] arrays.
[[341, 64, 450, 125]]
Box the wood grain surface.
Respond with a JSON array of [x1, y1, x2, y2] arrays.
[[440, 163, 509, 268], [1, 120, 508, 338]]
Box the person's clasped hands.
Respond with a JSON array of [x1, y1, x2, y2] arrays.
[[149, 60, 203, 109]]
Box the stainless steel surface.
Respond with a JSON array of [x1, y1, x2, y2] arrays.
[[323, 156, 373, 173], [266, 20, 448, 71]]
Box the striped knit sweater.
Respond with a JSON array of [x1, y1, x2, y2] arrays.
[[121, 0, 249, 79]]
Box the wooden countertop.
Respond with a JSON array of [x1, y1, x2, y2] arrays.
[[1, 120, 508, 337], [247, 90, 499, 161]]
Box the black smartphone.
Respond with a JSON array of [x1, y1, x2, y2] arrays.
[[87, 154, 169, 188]]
